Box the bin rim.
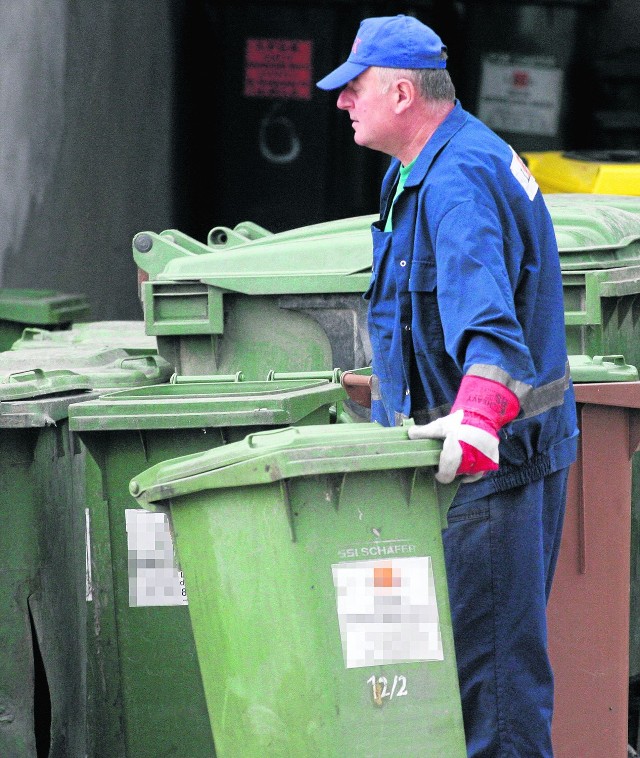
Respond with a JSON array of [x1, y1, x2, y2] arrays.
[[129, 423, 450, 508], [0, 348, 173, 391], [569, 354, 639, 383], [68, 378, 347, 432], [0, 389, 101, 428]]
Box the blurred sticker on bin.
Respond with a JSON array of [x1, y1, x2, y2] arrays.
[[125, 509, 188, 607], [86, 509, 93, 602], [332, 557, 443, 669]]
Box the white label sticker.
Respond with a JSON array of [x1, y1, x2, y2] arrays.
[[332, 556, 443, 669], [125, 509, 188, 607], [85, 508, 93, 602], [510, 147, 539, 200]]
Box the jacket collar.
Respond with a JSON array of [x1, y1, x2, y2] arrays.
[[403, 100, 468, 187]]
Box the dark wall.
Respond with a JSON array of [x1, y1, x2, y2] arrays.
[[176, 0, 466, 239], [1, 0, 638, 319], [0, 0, 179, 320]]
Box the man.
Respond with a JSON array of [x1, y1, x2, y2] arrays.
[[317, 15, 578, 758]]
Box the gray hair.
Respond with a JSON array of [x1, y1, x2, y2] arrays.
[[374, 61, 455, 103]]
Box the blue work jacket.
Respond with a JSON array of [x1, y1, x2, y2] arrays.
[[366, 101, 578, 501]]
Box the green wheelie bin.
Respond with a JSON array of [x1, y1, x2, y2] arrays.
[[68, 373, 349, 758], [129, 422, 466, 758], [132, 218, 374, 379], [0, 347, 172, 758], [0, 288, 90, 352]]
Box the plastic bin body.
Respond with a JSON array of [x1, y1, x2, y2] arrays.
[[69, 377, 348, 758], [548, 381, 640, 757], [0, 391, 92, 757], [0, 349, 172, 757], [129, 424, 466, 758], [0, 288, 90, 352], [522, 150, 640, 195], [0, 349, 170, 758]]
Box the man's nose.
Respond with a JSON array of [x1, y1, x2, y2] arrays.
[[336, 89, 351, 110]]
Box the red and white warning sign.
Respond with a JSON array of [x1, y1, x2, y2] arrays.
[[244, 38, 313, 100]]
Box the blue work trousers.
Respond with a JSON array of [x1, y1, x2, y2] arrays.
[[442, 468, 570, 757]]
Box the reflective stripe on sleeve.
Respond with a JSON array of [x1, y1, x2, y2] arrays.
[[466, 361, 571, 420]]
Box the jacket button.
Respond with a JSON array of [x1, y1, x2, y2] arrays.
[[404, 324, 411, 331], [400, 260, 407, 267], [405, 389, 410, 396]]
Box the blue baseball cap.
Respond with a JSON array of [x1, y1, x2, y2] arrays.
[[316, 15, 447, 91]]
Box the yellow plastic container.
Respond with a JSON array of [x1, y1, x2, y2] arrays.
[[522, 150, 640, 195]]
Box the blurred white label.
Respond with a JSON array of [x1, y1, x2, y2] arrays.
[[125, 509, 188, 607], [86, 508, 93, 601], [332, 556, 443, 669], [478, 53, 563, 137]]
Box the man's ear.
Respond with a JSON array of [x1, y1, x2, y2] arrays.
[[394, 78, 415, 113]]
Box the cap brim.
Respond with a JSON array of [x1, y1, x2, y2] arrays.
[[316, 60, 369, 90]]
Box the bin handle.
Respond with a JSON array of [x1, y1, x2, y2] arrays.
[[207, 226, 253, 248], [170, 372, 245, 384], [5, 368, 47, 383], [245, 426, 302, 448], [341, 370, 373, 409], [17, 327, 51, 342], [266, 369, 341, 383], [117, 355, 164, 375]]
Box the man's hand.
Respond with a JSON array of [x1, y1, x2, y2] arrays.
[[407, 375, 520, 484]]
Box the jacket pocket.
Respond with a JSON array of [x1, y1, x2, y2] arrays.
[[408, 260, 443, 353]]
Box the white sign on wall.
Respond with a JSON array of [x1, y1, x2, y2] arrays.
[[478, 53, 564, 137]]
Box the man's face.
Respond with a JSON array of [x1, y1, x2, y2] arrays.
[[336, 68, 397, 155]]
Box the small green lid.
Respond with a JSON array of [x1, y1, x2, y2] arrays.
[[569, 354, 639, 383], [0, 368, 91, 401], [12, 321, 157, 353], [0, 347, 172, 392], [0, 288, 90, 324]]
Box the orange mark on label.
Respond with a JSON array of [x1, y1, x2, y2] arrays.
[[512, 70, 530, 88], [374, 566, 397, 587]]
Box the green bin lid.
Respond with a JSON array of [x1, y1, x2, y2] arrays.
[[568, 354, 639, 383], [0, 288, 90, 324], [129, 422, 449, 509], [69, 377, 346, 431], [136, 195, 640, 289], [11, 321, 157, 353], [206, 215, 374, 249], [0, 389, 101, 428], [133, 217, 374, 293], [0, 347, 172, 391], [0, 367, 91, 401], [545, 195, 640, 270]]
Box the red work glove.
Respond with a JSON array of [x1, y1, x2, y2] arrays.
[[407, 375, 520, 484]]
